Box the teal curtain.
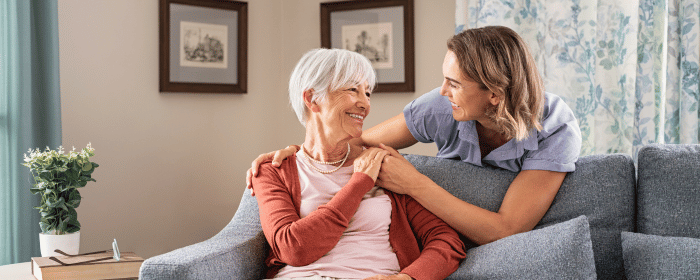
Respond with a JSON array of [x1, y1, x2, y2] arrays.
[[456, 0, 700, 157], [1, 0, 62, 265]]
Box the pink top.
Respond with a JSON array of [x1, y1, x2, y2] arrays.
[[274, 152, 400, 278], [252, 154, 466, 280]]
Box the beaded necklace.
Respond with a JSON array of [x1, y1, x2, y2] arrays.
[[301, 143, 351, 174]]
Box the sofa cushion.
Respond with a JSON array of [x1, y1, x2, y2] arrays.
[[447, 215, 596, 280], [405, 153, 635, 280], [636, 144, 700, 238], [621, 231, 700, 279]]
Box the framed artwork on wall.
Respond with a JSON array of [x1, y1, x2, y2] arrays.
[[159, 0, 247, 93], [321, 0, 414, 93]]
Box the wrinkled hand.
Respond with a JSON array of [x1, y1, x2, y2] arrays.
[[245, 145, 299, 196], [362, 273, 413, 280], [353, 147, 389, 182], [375, 144, 427, 195]]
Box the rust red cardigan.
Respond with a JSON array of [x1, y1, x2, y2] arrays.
[[252, 155, 465, 280]]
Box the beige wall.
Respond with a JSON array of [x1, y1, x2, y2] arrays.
[[58, 0, 453, 258]]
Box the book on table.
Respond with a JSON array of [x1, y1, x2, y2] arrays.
[[31, 251, 143, 280]]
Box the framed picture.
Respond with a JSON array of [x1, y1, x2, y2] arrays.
[[159, 0, 247, 93], [321, 0, 414, 93]]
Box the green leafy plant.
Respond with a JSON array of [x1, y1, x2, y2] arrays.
[[22, 143, 98, 235]]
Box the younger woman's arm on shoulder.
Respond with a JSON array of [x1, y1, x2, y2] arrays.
[[362, 113, 418, 149], [248, 113, 417, 190]]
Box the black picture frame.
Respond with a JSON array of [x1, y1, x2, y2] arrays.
[[159, 0, 247, 93], [321, 0, 414, 93]]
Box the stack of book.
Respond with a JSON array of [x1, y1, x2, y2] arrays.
[[31, 251, 143, 280]]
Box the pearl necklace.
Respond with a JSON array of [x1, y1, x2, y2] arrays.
[[301, 143, 350, 174]]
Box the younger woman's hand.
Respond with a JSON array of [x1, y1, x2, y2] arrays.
[[375, 144, 428, 195], [353, 147, 389, 182], [245, 145, 299, 195]]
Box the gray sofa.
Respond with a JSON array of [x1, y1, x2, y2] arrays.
[[139, 144, 700, 279]]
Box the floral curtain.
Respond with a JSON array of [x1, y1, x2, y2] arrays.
[[457, 0, 699, 157]]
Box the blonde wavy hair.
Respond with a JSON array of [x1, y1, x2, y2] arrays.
[[447, 26, 544, 141]]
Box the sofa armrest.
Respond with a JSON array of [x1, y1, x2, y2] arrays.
[[140, 189, 268, 280]]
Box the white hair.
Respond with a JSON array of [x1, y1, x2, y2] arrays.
[[289, 48, 376, 126]]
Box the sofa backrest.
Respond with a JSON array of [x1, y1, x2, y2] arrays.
[[637, 144, 700, 238], [404, 153, 636, 280], [232, 153, 636, 279]]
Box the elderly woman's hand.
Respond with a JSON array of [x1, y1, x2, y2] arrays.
[[375, 144, 430, 195], [353, 147, 389, 182]]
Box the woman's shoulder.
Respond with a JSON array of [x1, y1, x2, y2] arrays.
[[524, 92, 581, 171], [539, 92, 579, 134], [403, 88, 456, 139], [253, 155, 301, 195], [257, 154, 299, 177]]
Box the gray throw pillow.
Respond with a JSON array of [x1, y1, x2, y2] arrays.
[[621, 231, 700, 280], [446, 215, 596, 280]]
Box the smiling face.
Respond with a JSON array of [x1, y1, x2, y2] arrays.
[[309, 81, 371, 140], [440, 51, 498, 123]]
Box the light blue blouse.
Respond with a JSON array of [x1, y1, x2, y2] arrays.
[[403, 87, 581, 172]]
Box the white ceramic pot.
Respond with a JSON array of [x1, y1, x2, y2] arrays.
[[39, 231, 80, 257]]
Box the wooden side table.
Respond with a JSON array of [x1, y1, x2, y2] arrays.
[[0, 262, 35, 280]]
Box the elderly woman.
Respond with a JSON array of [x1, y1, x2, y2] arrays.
[[250, 26, 582, 246], [252, 48, 465, 280]]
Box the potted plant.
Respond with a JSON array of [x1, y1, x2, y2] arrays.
[[22, 143, 98, 257]]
